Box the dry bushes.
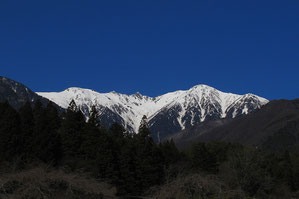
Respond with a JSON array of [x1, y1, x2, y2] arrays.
[[153, 173, 223, 199], [152, 173, 259, 199], [0, 167, 117, 199]]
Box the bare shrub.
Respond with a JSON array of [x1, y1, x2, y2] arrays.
[[153, 173, 224, 199], [0, 167, 117, 199]]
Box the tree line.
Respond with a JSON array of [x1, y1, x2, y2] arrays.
[[1, 100, 299, 198], [0, 100, 179, 196]]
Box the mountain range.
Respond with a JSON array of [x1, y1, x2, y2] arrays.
[[3, 76, 299, 152], [36, 84, 268, 141], [0, 76, 272, 142]]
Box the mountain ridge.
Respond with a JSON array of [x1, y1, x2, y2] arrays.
[[37, 84, 268, 140], [0, 76, 61, 110]]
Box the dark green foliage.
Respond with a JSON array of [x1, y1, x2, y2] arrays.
[[80, 107, 105, 161], [32, 100, 62, 164], [19, 101, 35, 157], [0, 100, 173, 195], [0, 100, 62, 165], [88, 105, 101, 128], [159, 139, 180, 166], [132, 116, 164, 193], [59, 100, 85, 159], [265, 150, 299, 192], [227, 147, 268, 196], [138, 115, 151, 138], [186, 142, 299, 197], [191, 142, 219, 173], [0, 101, 22, 161], [68, 99, 78, 112], [117, 135, 137, 194]]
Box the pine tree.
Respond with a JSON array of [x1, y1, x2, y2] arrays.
[[0, 101, 22, 161], [283, 150, 295, 191], [107, 123, 126, 184], [33, 101, 62, 164], [160, 139, 180, 166], [19, 101, 35, 159], [68, 99, 78, 112], [44, 102, 62, 164], [45, 102, 61, 130], [138, 115, 150, 138], [118, 136, 138, 195], [133, 115, 163, 193], [191, 142, 219, 173], [60, 100, 85, 157], [88, 105, 101, 127], [81, 106, 103, 160]]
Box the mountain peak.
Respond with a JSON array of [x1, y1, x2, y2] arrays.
[[65, 87, 92, 92], [190, 84, 215, 91]]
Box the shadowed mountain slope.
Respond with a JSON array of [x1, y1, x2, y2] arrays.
[[0, 76, 61, 110], [168, 99, 299, 152]]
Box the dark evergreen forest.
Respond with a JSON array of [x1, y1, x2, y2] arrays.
[[1, 100, 299, 198]]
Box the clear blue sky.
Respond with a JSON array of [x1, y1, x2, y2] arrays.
[[1, 0, 298, 100]]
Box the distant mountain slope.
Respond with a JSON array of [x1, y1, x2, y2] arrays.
[[0, 76, 61, 110], [38, 85, 268, 140], [169, 99, 299, 152]]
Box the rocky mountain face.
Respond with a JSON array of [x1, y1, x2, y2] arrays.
[[37, 85, 268, 141], [0, 76, 59, 109]]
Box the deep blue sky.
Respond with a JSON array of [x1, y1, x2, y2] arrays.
[[1, 0, 298, 100]]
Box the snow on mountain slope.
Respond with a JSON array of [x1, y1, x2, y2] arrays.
[[38, 87, 170, 132], [37, 85, 268, 138]]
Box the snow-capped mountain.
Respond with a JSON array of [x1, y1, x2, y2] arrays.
[[37, 85, 268, 141]]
